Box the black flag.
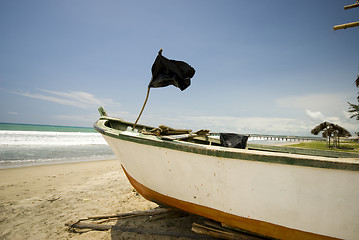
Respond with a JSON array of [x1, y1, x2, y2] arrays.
[[133, 50, 195, 128], [148, 49, 195, 91]]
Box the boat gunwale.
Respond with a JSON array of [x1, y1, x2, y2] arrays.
[[94, 117, 359, 171]]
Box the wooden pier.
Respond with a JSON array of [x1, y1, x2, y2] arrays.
[[210, 133, 324, 142], [248, 134, 324, 142]]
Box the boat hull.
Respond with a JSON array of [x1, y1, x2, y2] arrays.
[[94, 117, 359, 239]]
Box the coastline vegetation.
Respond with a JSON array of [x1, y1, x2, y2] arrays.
[[289, 140, 359, 153]]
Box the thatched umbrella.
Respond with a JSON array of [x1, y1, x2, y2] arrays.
[[311, 122, 329, 135], [311, 122, 351, 148]]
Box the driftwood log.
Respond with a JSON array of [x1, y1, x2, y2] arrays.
[[66, 207, 265, 239], [192, 222, 262, 240], [65, 221, 111, 231], [86, 207, 170, 220], [66, 221, 203, 238], [65, 208, 170, 231]]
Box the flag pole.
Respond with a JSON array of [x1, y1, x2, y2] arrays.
[[133, 87, 150, 130]]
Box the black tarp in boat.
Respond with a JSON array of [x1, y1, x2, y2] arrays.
[[220, 133, 249, 149]]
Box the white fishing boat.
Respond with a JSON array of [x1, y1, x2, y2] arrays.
[[94, 113, 359, 240]]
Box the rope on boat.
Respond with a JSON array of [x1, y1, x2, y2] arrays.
[[133, 87, 150, 130]]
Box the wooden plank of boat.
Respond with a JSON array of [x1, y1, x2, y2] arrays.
[[160, 133, 196, 141]]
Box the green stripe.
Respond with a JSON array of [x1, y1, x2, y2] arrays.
[[100, 130, 359, 172], [247, 143, 359, 159]]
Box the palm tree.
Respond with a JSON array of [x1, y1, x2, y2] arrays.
[[348, 102, 359, 120], [348, 74, 359, 120]]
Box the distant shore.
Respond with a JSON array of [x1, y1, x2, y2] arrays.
[[0, 159, 157, 240]]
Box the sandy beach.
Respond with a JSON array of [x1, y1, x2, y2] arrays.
[[0, 159, 159, 240]]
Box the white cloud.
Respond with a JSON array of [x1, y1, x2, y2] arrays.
[[8, 112, 19, 115], [342, 110, 352, 119], [140, 104, 358, 135], [305, 110, 325, 121], [276, 92, 351, 114], [11, 89, 119, 109], [54, 114, 99, 125], [148, 115, 313, 136], [275, 92, 358, 134], [39, 89, 103, 106]]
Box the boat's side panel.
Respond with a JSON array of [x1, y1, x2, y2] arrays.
[[103, 135, 359, 240], [122, 165, 335, 240]]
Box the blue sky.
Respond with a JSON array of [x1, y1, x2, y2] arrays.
[[1, 0, 358, 136]]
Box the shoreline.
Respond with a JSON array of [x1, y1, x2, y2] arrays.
[[0, 159, 158, 240], [0, 156, 117, 170]]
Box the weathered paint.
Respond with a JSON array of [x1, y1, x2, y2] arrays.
[[122, 166, 338, 240]]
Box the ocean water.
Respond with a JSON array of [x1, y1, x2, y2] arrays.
[[0, 123, 116, 169], [0, 123, 305, 169]]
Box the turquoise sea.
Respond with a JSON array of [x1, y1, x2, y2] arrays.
[[0, 123, 116, 169], [0, 123, 97, 132]]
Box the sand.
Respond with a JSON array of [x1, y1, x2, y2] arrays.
[[0, 159, 159, 240], [0, 159, 262, 240]]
